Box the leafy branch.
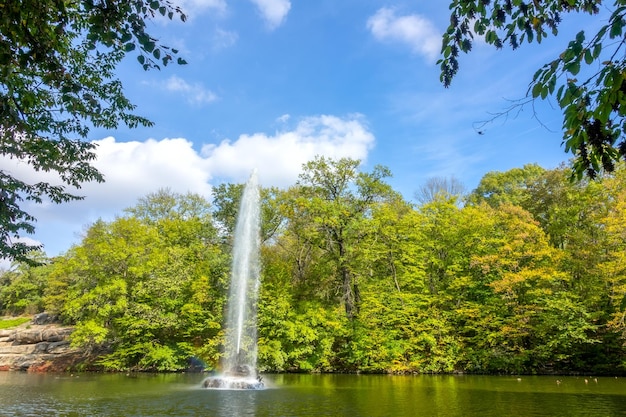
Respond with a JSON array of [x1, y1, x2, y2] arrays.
[[1, 0, 189, 263], [439, 0, 626, 179]]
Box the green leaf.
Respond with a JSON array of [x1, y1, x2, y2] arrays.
[[177, 57, 188, 65], [592, 43, 602, 59], [121, 32, 132, 43], [144, 41, 155, 53], [575, 30, 585, 44], [556, 85, 565, 101], [610, 19, 623, 38], [565, 60, 581, 76], [531, 82, 542, 99], [124, 43, 136, 52], [548, 75, 557, 94]]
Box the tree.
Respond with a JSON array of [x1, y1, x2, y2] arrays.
[[0, 251, 49, 315], [414, 175, 465, 205], [1, 0, 187, 264], [285, 156, 395, 318], [125, 188, 211, 223], [349, 196, 462, 373], [211, 183, 284, 244], [601, 188, 626, 346], [440, 0, 626, 179], [467, 164, 546, 208], [469, 204, 595, 372], [45, 190, 228, 371]]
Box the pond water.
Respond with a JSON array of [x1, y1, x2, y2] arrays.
[[1, 372, 625, 416]]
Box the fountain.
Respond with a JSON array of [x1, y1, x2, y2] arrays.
[[203, 170, 264, 390]]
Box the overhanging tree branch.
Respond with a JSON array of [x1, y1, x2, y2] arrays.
[[440, 0, 626, 180], [1, 0, 188, 263]]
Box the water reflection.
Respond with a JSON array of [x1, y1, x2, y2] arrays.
[[0, 372, 625, 416], [213, 390, 258, 416]]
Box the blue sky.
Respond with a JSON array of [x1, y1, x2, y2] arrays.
[[2, 0, 610, 261]]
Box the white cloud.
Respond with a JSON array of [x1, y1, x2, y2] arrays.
[[179, 0, 227, 16], [0, 136, 213, 256], [2, 114, 374, 256], [276, 114, 290, 123], [88, 137, 214, 202], [149, 0, 226, 25], [249, 0, 291, 29], [202, 114, 374, 186], [164, 75, 218, 105], [367, 7, 441, 62], [8, 137, 214, 219], [213, 28, 239, 49]]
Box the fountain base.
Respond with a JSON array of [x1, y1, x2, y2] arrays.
[[202, 365, 264, 390], [202, 375, 264, 390]]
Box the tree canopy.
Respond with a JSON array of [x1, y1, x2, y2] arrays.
[[440, 0, 626, 180], [2, 158, 626, 374], [0, 0, 187, 264]]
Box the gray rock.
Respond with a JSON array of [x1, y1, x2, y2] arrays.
[[32, 313, 58, 325], [46, 341, 71, 354], [0, 321, 80, 371], [0, 344, 37, 355]]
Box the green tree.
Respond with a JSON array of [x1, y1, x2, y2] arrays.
[[469, 164, 608, 250], [467, 164, 546, 208], [124, 188, 211, 223], [569, 165, 626, 372], [0, 251, 49, 315], [418, 195, 467, 298], [45, 191, 228, 371], [286, 156, 395, 318], [211, 183, 284, 244], [601, 192, 626, 346], [469, 163, 626, 372], [415, 197, 496, 372], [469, 204, 595, 372], [349, 197, 461, 373], [1, 0, 187, 264], [440, 0, 626, 179], [269, 186, 332, 303]]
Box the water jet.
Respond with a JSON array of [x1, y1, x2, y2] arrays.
[[203, 170, 263, 390]]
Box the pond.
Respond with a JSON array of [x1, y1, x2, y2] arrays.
[[1, 372, 624, 416]]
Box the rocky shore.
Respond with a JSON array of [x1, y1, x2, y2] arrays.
[[0, 314, 82, 372]]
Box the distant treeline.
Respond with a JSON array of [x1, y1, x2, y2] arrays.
[[1, 157, 625, 375]]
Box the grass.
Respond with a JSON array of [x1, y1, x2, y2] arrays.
[[0, 317, 31, 330]]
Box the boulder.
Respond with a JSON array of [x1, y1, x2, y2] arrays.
[[32, 313, 58, 325], [0, 320, 81, 372]]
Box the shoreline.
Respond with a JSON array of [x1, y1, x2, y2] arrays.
[[1, 316, 623, 376]]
